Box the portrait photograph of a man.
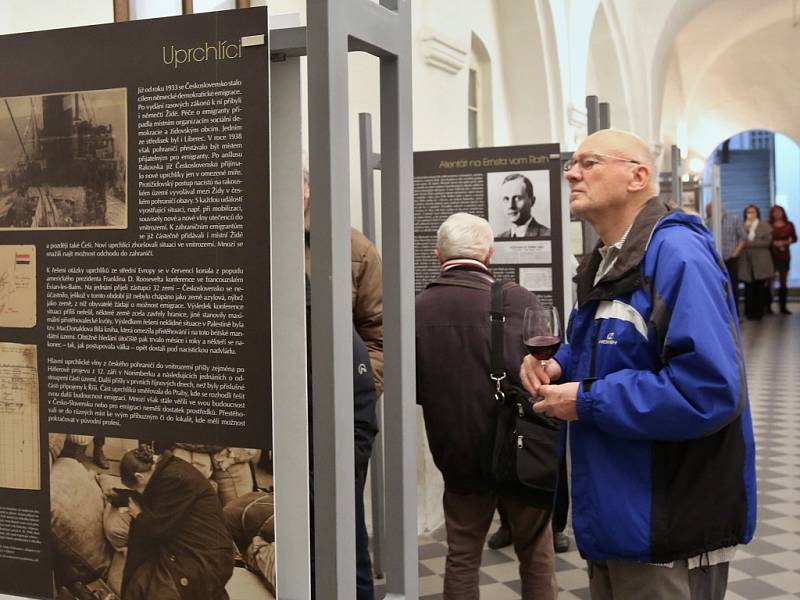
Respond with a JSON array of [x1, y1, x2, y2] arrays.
[[487, 170, 551, 239]]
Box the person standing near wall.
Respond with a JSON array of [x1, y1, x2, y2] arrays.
[[521, 129, 756, 600], [768, 204, 797, 314], [739, 204, 774, 320]]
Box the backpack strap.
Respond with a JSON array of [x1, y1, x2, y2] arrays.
[[489, 280, 507, 396], [428, 275, 514, 399]]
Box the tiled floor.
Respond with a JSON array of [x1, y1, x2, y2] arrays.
[[377, 309, 800, 599]]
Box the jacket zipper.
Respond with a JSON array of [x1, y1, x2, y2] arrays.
[[589, 319, 601, 378]]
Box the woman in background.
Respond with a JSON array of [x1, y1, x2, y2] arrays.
[[738, 204, 774, 320], [119, 446, 234, 600], [768, 205, 797, 314]]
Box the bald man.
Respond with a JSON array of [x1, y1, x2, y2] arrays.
[[519, 130, 756, 600]]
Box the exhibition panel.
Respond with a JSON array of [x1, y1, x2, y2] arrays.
[[0, 9, 274, 599]]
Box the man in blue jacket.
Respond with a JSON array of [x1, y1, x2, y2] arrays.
[[520, 129, 756, 600]]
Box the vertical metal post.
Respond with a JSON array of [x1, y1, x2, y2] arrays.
[[358, 112, 386, 579], [671, 144, 682, 207], [599, 102, 611, 130], [307, 1, 357, 597], [236, 0, 251, 7], [379, 1, 417, 597], [711, 164, 723, 255], [181, 0, 193, 14], [359, 113, 379, 244], [270, 53, 312, 600], [586, 95, 599, 135]]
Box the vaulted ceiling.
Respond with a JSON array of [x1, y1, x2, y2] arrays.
[[653, 0, 800, 157]]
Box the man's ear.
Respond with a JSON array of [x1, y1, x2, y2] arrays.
[[483, 245, 495, 266], [434, 247, 444, 265], [628, 164, 650, 193]]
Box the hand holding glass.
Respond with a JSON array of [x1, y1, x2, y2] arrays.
[[523, 306, 562, 370]]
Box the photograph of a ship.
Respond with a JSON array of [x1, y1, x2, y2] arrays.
[[0, 88, 127, 230]]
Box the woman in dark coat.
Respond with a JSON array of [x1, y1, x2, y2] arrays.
[[768, 204, 797, 314], [120, 446, 234, 600], [738, 204, 774, 320]]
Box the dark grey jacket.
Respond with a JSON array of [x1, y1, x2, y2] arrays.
[[738, 221, 774, 282]]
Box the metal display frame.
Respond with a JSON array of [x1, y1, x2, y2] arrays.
[[304, 2, 416, 598], [358, 112, 387, 579]]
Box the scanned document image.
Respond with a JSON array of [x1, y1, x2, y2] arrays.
[[0, 343, 40, 489]]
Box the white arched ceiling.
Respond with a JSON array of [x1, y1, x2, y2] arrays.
[[495, 0, 556, 143], [684, 20, 800, 156], [672, 0, 792, 105], [645, 0, 710, 140], [586, 4, 633, 131], [658, 0, 800, 158]]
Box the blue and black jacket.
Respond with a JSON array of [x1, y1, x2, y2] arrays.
[[555, 197, 757, 563]]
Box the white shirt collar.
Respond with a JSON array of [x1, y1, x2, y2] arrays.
[[598, 222, 633, 258], [510, 216, 533, 238], [595, 222, 633, 285]]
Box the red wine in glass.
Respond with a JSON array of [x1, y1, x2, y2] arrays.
[[524, 335, 561, 361], [522, 306, 562, 367]]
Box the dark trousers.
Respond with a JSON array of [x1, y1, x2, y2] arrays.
[[553, 457, 569, 533], [588, 559, 729, 600], [355, 466, 374, 600], [443, 487, 556, 600], [744, 279, 768, 319]]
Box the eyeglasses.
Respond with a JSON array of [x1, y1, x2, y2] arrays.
[[563, 152, 641, 173]]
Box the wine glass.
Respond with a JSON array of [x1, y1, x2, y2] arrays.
[[522, 306, 562, 371]]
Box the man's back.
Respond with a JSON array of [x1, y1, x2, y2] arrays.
[[415, 268, 538, 494]]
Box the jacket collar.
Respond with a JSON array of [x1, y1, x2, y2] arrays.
[[437, 263, 496, 286], [441, 258, 489, 273], [575, 197, 676, 306]]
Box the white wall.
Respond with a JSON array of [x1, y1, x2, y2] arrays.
[[775, 133, 800, 287], [2, 0, 112, 34]]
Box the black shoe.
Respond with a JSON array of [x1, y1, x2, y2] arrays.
[[487, 526, 512, 550], [781, 306, 792, 315], [93, 447, 109, 469], [553, 531, 570, 553]]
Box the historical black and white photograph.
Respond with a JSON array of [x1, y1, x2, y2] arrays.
[[48, 434, 275, 600], [0, 88, 127, 230], [487, 169, 551, 240]]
